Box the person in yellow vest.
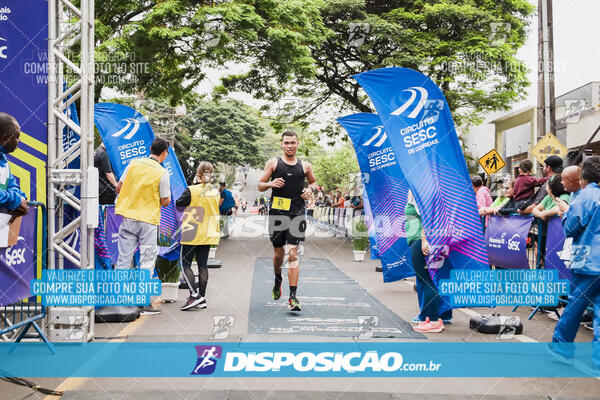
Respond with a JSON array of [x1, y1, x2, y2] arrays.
[[115, 138, 171, 316], [176, 161, 220, 310]]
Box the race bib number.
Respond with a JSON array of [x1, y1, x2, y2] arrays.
[[272, 197, 291, 211]]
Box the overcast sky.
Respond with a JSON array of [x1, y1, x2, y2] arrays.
[[516, 0, 600, 107]]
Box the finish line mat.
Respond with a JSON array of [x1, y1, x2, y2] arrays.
[[248, 257, 423, 338]]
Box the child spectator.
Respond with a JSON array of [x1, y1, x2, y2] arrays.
[[512, 160, 548, 210]]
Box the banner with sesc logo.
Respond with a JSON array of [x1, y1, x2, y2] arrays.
[[352, 68, 489, 276], [337, 113, 413, 282], [484, 215, 532, 269], [0, 209, 37, 306], [94, 103, 187, 199]]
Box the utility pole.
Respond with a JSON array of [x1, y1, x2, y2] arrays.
[[537, 0, 556, 140]]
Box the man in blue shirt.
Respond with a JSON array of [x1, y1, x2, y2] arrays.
[[219, 182, 236, 239], [0, 113, 28, 219], [551, 158, 600, 369]]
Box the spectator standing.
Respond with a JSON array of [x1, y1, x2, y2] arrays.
[[550, 157, 600, 369], [521, 155, 563, 214], [0, 113, 28, 219], [350, 190, 363, 211], [472, 175, 492, 210], [176, 162, 220, 311], [404, 191, 451, 333], [532, 174, 570, 221], [480, 180, 513, 216], [115, 138, 171, 316], [94, 143, 118, 205], [219, 182, 236, 238], [557, 165, 582, 217]]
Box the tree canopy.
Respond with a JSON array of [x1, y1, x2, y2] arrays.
[[312, 143, 359, 192], [175, 99, 269, 181], [94, 0, 534, 134]]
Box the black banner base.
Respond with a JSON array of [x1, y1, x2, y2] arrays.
[[470, 314, 523, 335], [95, 306, 140, 323]]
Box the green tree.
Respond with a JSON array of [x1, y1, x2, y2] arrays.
[[312, 143, 359, 192], [92, 1, 533, 135], [175, 99, 269, 181], [92, 0, 327, 106], [222, 0, 534, 130]]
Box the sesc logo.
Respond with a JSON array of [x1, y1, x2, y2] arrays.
[[507, 234, 521, 251], [362, 125, 387, 148], [191, 345, 222, 375], [391, 87, 428, 119], [5, 237, 26, 266], [112, 118, 141, 140], [0, 37, 7, 59]]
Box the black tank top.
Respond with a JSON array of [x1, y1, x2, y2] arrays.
[[270, 157, 306, 215]]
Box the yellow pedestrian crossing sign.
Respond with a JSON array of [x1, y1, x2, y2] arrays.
[[479, 149, 505, 175], [531, 133, 568, 165]]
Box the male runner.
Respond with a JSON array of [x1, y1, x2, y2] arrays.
[[258, 130, 317, 311]]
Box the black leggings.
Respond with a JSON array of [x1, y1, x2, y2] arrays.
[[181, 244, 210, 297]]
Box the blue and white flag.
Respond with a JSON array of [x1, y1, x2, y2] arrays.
[[353, 68, 488, 271], [94, 103, 187, 200], [338, 113, 413, 282]]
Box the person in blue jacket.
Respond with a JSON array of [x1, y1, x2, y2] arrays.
[[0, 113, 28, 219], [219, 182, 236, 239], [551, 157, 600, 369]]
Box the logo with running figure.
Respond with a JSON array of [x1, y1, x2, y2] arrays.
[[391, 87, 428, 119], [111, 118, 141, 139], [191, 345, 223, 375], [354, 315, 379, 339], [210, 315, 234, 339]]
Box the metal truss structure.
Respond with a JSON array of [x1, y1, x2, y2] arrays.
[[47, 0, 96, 341]]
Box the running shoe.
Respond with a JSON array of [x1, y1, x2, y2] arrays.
[[546, 312, 560, 321], [412, 316, 451, 325], [412, 317, 444, 333], [139, 305, 161, 316], [272, 280, 282, 300], [181, 295, 205, 311], [289, 296, 302, 312], [195, 298, 207, 309]]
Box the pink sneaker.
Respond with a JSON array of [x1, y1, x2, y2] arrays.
[[412, 317, 444, 333]]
